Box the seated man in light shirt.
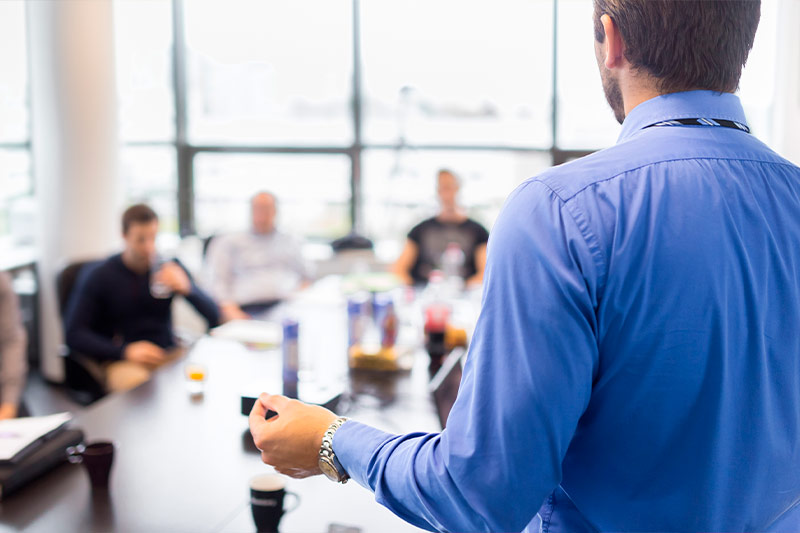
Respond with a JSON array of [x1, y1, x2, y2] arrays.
[[205, 192, 311, 322]]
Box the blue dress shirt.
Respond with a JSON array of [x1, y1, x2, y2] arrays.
[[333, 91, 800, 532]]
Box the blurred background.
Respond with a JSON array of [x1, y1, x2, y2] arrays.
[[0, 0, 797, 382]]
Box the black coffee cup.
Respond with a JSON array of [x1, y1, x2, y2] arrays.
[[67, 441, 115, 489], [250, 474, 299, 533]]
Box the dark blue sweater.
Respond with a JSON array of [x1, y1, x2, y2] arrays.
[[64, 254, 220, 361]]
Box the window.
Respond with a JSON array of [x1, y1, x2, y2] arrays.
[[114, 0, 175, 143], [360, 0, 553, 148], [109, 0, 782, 246], [120, 146, 179, 234], [183, 1, 353, 146], [114, 0, 178, 236], [738, 0, 779, 144], [0, 1, 32, 244], [193, 153, 351, 239], [556, 0, 619, 150], [362, 149, 550, 243]]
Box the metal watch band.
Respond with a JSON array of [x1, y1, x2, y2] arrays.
[[319, 417, 350, 483]]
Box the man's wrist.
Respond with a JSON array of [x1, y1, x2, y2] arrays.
[[318, 417, 350, 483]]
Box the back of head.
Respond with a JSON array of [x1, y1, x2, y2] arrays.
[[593, 0, 761, 93]]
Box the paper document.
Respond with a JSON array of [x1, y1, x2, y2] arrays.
[[210, 320, 283, 347], [0, 412, 72, 462]]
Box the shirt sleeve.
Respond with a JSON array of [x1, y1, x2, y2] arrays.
[[64, 266, 126, 361], [333, 180, 602, 532], [407, 220, 426, 245], [472, 220, 490, 245], [176, 260, 220, 328], [0, 273, 27, 406], [288, 235, 312, 282]]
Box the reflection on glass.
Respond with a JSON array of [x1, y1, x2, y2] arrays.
[[362, 149, 550, 243], [184, 1, 353, 146], [120, 146, 179, 234], [556, 0, 619, 150], [114, 0, 175, 142], [360, 0, 552, 148], [193, 153, 351, 240], [0, 1, 28, 144]]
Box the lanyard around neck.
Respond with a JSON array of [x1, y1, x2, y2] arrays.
[[644, 117, 751, 134]]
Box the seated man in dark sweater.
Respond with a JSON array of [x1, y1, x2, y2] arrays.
[[65, 204, 219, 392]]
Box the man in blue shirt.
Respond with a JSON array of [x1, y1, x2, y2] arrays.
[[250, 1, 800, 530]]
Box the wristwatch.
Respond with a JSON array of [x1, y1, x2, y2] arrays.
[[319, 417, 350, 483]]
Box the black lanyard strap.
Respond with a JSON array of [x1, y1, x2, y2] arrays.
[[645, 117, 751, 134]]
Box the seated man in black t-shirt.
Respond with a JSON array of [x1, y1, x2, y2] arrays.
[[392, 169, 489, 286], [65, 204, 220, 392]]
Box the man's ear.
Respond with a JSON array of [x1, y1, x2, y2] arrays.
[[601, 14, 626, 70]]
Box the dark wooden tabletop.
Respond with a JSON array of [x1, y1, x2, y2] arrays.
[[0, 296, 445, 533]]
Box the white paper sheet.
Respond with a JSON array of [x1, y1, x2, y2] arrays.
[[0, 412, 72, 462]]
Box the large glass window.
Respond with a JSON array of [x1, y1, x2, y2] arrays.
[[120, 146, 179, 234], [114, 0, 175, 143], [184, 1, 353, 146], [556, 0, 619, 150], [0, 1, 28, 144], [0, 1, 31, 245], [362, 149, 550, 243], [738, 0, 779, 143], [108, 0, 783, 246], [360, 0, 553, 148], [193, 153, 351, 240], [114, 0, 178, 237], [0, 151, 33, 243]]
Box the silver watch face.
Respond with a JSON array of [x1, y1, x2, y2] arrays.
[[319, 456, 340, 481]]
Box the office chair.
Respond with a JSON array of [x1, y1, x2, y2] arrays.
[[330, 232, 373, 252], [56, 260, 107, 405]]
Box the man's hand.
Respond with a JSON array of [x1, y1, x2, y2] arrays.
[[221, 302, 251, 323], [154, 261, 191, 296], [0, 403, 18, 420], [249, 393, 337, 479], [124, 340, 166, 366]]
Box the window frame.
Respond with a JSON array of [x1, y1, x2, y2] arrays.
[[155, 0, 592, 237]]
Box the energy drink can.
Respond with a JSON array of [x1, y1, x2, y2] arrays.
[[347, 298, 365, 347], [282, 319, 299, 395]]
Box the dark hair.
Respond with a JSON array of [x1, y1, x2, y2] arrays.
[[121, 204, 158, 234], [593, 0, 760, 94]]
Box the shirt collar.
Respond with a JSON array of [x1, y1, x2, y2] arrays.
[[618, 90, 748, 143]]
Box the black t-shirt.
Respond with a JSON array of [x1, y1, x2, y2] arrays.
[[407, 217, 489, 284]]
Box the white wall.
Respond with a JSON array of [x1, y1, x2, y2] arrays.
[[28, 0, 121, 381]]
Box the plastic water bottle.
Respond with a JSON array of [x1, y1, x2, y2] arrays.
[[441, 242, 465, 294]]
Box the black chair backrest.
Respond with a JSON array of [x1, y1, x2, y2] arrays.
[[331, 232, 374, 253], [56, 260, 101, 319]]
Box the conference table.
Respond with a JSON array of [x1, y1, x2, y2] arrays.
[[0, 279, 477, 532]]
